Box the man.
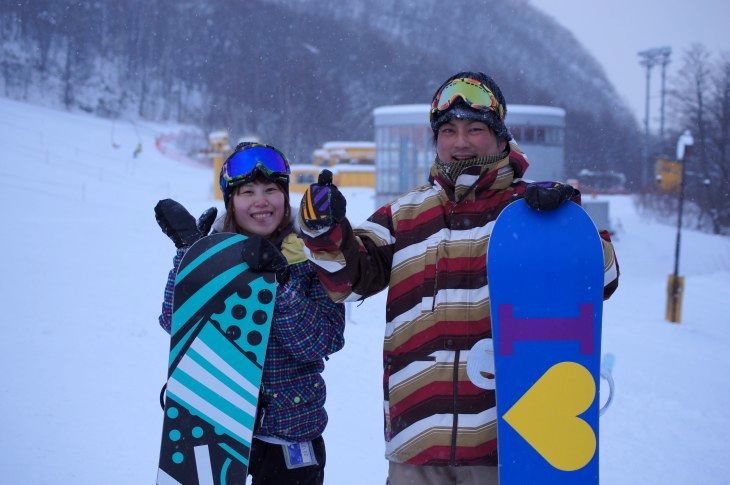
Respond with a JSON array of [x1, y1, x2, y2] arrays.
[[297, 71, 619, 484]]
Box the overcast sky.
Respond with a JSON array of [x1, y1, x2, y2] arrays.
[[529, 0, 730, 130]]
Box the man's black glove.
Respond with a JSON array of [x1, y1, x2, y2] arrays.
[[524, 182, 576, 211], [154, 199, 217, 249], [300, 169, 347, 230], [240, 235, 290, 285]]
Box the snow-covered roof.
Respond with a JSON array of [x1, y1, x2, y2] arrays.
[[373, 105, 430, 125], [508, 105, 566, 117], [372, 104, 429, 116], [208, 130, 228, 140], [373, 104, 566, 125], [291, 164, 375, 173], [236, 134, 260, 144], [290, 163, 322, 171], [322, 141, 375, 150], [333, 164, 376, 172]]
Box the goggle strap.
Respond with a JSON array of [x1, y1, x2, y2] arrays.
[[225, 165, 289, 185]]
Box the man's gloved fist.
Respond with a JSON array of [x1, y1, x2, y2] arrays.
[[154, 199, 217, 249], [524, 182, 576, 211], [300, 169, 346, 230], [240, 235, 290, 285]]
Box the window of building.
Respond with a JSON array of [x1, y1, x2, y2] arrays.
[[535, 127, 545, 143], [523, 126, 535, 142], [296, 173, 316, 184], [511, 125, 564, 146]]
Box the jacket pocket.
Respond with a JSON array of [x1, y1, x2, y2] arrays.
[[421, 235, 443, 312], [385, 354, 440, 440], [266, 379, 324, 411]]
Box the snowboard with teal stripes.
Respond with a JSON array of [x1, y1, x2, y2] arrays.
[[157, 233, 277, 485]]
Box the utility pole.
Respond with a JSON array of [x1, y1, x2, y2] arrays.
[[638, 46, 672, 188], [666, 130, 694, 323]]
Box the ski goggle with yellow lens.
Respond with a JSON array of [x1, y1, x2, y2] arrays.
[[430, 78, 505, 120], [220, 143, 291, 192]]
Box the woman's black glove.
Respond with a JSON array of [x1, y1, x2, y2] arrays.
[[300, 169, 347, 230], [524, 182, 576, 211], [240, 235, 290, 285], [154, 199, 217, 249]]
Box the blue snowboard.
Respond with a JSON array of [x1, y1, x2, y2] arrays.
[[157, 233, 277, 485], [488, 200, 604, 484]]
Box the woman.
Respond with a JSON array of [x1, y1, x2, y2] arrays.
[[156, 142, 345, 484]]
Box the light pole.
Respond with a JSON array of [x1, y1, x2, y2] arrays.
[[666, 129, 694, 323], [638, 47, 672, 188], [659, 49, 671, 143]]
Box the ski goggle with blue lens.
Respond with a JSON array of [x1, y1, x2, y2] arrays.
[[220, 143, 291, 192], [430, 77, 505, 120]]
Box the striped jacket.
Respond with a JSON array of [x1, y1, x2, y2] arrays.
[[299, 143, 619, 466], [159, 232, 346, 442]]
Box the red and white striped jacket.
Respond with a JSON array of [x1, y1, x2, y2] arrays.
[[299, 143, 619, 466]]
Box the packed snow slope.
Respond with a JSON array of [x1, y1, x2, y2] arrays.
[[1, 98, 729, 484]]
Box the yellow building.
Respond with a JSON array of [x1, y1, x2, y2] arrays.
[[290, 164, 322, 193], [323, 141, 375, 165], [313, 141, 376, 166], [290, 141, 376, 193], [290, 164, 376, 193], [208, 130, 230, 200], [335, 164, 375, 187]]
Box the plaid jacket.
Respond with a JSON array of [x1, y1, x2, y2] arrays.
[[159, 240, 345, 442], [299, 142, 619, 466]]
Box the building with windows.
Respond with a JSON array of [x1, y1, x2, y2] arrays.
[[373, 104, 566, 206], [372, 105, 434, 207], [507, 105, 566, 182]]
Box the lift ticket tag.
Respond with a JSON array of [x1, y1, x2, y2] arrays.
[[283, 441, 318, 469]]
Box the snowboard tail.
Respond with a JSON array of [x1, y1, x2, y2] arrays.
[[158, 233, 276, 485]]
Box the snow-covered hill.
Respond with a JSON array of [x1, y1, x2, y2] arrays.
[[1, 98, 728, 484]]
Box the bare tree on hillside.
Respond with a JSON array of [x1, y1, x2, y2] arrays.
[[670, 44, 730, 234], [706, 53, 730, 231]]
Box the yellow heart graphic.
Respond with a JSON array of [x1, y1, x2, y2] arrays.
[[502, 361, 596, 471]]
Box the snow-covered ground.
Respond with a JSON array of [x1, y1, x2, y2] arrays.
[[1, 97, 729, 484]]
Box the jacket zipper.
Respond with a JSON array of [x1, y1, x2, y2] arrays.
[[444, 175, 484, 465]]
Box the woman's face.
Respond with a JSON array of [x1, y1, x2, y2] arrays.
[[232, 181, 286, 237]]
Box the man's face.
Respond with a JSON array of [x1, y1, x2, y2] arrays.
[[436, 119, 506, 162]]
